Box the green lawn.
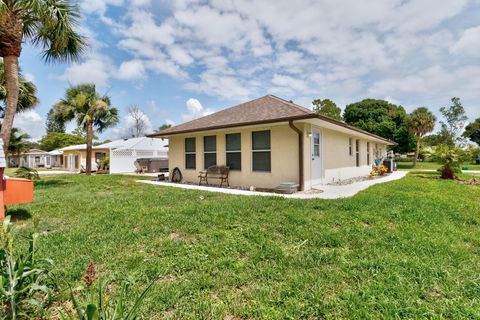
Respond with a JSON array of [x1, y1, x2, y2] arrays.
[[8, 173, 480, 319], [397, 161, 480, 171]]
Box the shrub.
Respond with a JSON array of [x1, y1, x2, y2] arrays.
[[13, 166, 40, 180], [0, 216, 53, 319], [429, 145, 462, 179]]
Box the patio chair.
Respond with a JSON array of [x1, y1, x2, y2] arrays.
[[134, 161, 148, 174]]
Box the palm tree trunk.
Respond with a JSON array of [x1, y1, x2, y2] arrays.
[[0, 56, 19, 152], [86, 122, 93, 176], [413, 138, 420, 168]]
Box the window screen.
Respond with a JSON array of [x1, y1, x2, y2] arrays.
[[226, 133, 241, 170], [203, 136, 216, 169], [185, 137, 196, 169], [252, 130, 271, 172]]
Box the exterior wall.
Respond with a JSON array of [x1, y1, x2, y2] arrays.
[[63, 149, 110, 171], [168, 124, 299, 189], [318, 127, 388, 184]]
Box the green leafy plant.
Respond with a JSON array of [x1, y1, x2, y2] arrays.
[[99, 157, 110, 172], [59, 262, 154, 319], [0, 216, 53, 319], [430, 145, 462, 179], [13, 166, 40, 180]]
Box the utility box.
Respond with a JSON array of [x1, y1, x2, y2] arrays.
[[4, 178, 34, 205], [0, 143, 34, 220]]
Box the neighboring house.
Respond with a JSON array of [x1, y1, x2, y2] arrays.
[[48, 149, 64, 168], [60, 144, 109, 172], [149, 95, 396, 191], [60, 137, 168, 173], [9, 149, 50, 168], [100, 137, 168, 174]]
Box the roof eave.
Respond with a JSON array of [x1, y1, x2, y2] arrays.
[[147, 114, 318, 138]]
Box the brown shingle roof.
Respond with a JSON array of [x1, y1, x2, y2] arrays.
[[149, 95, 317, 137], [148, 95, 396, 145]]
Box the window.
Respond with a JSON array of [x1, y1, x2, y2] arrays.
[[95, 152, 106, 163], [185, 137, 196, 169], [226, 133, 241, 170], [313, 132, 320, 157], [252, 130, 271, 172], [367, 142, 370, 165], [349, 138, 353, 156], [355, 139, 360, 167], [203, 136, 216, 169]]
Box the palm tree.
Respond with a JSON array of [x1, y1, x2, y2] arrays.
[[53, 84, 118, 175], [409, 107, 436, 167], [0, 59, 39, 116], [8, 127, 30, 161], [0, 0, 86, 151]]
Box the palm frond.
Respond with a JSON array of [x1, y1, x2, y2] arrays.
[[24, 0, 87, 63]]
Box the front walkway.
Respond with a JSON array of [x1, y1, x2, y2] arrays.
[[137, 171, 408, 199]]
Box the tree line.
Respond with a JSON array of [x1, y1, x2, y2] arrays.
[[313, 97, 479, 167]]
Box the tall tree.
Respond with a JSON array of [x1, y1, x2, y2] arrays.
[[0, 59, 38, 116], [39, 132, 85, 151], [8, 127, 29, 156], [408, 107, 436, 167], [127, 105, 149, 137], [343, 99, 415, 152], [158, 123, 172, 131], [53, 84, 118, 175], [439, 97, 468, 146], [45, 108, 65, 133], [463, 118, 480, 146], [312, 98, 341, 120], [0, 0, 86, 152]]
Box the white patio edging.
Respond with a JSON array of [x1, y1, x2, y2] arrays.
[[136, 171, 408, 199]]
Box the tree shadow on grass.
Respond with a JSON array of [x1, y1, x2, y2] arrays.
[[34, 179, 70, 189], [7, 208, 32, 221]]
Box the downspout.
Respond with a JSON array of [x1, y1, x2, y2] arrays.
[[288, 120, 304, 191]]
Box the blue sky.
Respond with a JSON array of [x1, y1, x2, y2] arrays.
[[13, 0, 480, 141]]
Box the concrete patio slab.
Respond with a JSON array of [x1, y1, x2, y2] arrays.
[[137, 171, 408, 199]]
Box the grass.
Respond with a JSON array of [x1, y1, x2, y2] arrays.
[[397, 161, 480, 171], [7, 173, 480, 319]]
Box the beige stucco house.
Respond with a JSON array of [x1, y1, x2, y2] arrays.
[[149, 95, 396, 191]]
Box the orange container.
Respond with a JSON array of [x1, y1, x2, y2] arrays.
[[3, 178, 34, 205]]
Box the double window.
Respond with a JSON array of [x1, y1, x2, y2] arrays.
[[203, 136, 217, 169], [226, 133, 241, 170], [252, 130, 271, 172], [185, 137, 196, 169]]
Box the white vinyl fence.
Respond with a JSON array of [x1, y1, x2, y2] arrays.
[[110, 148, 167, 174]]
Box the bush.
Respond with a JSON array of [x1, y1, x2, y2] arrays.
[[13, 166, 40, 180], [0, 216, 53, 319], [429, 145, 462, 179], [395, 157, 415, 163]]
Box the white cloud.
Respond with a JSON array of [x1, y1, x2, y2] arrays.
[[61, 57, 111, 87], [450, 25, 480, 57], [116, 59, 146, 80], [13, 110, 44, 141], [181, 98, 214, 121], [74, 0, 480, 121]]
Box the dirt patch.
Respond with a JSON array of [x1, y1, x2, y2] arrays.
[[455, 178, 480, 185]]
